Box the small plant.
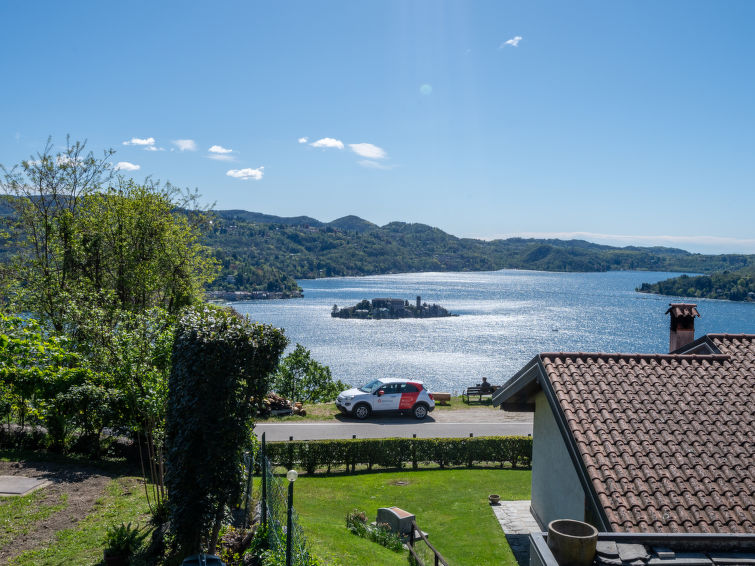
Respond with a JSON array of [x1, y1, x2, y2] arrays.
[[149, 499, 170, 526], [346, 509, 368, 537], [104, 521, 149, 558], [345, 510, 404, 553], [369, 522, 404, 552]]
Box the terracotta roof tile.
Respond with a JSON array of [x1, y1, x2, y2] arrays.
[[666, 303, 701, 318], [539, 334, 755, 534]]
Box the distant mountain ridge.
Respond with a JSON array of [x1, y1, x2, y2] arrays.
[[217, 210, 378, 233], [206, 209, 755, 301], [4, 199, 752, 302]]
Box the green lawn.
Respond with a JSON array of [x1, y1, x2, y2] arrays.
[[8, 477, 151, 566], [293, 468, 531, 566], [0, 490, 69, 549]]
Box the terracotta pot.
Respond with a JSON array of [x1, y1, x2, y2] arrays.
[[547, 519, 598, 566]]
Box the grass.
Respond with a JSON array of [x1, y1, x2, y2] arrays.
[[293, 468, 531, 566], [256, 402, 342, 422], [255, 396, 498, 423], [9, 477, 151, 566], [0, 490, 69, 548]]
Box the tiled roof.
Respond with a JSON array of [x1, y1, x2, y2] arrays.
[[666, 304, 701, 318], [540, 334, 755, 534]]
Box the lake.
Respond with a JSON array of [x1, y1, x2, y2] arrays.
[[232, 270, 755, 393]]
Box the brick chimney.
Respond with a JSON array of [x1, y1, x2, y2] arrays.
[[665, 303, 700, 353]]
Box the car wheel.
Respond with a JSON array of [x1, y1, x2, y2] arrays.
[[412, 404, 428, 420], [353, 403, 371, 420]]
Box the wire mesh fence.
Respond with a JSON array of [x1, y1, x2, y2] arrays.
[[259, 442, 316, 565]]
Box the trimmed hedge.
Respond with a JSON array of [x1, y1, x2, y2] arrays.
[[264, 436, 532, 474]]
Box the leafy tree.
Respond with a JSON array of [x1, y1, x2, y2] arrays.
[[1, 138, 114, 331], [165, 306, 287, 558], [0, 138, 220, 466], [1, 138, 219, 332], [274, 344, 347, 403], [0, 312, 103, 451], [71, 305, 175, 503]]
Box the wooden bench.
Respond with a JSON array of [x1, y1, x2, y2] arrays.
[[431, 392, 451, 405], [462, 385, 499, 403]]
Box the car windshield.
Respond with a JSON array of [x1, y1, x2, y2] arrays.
[[359, 379, 383, 393]]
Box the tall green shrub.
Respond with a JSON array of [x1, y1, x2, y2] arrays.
[[165, 305, 287, 557], [274, 344, 347, 403]]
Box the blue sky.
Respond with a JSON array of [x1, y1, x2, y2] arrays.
[[2, 1, 754, 253]]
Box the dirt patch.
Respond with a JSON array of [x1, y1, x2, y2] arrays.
[[0, 460, 115, 563], [388, 480, 410, 486]]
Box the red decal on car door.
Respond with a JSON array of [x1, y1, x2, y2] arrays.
[[399, 392, 419, 410]]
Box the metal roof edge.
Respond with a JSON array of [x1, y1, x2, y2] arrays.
[[672, 334, 721, 355], [492, 354, 543, 407]]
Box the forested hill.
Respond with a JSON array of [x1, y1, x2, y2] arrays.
[[204, 210, 755, 299], [637, 266, 755, 302]]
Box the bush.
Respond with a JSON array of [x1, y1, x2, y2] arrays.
[[345, 509, 403, 553], [345, 509, 368, 537], [104, 522, 149, 557], [165, 305, 287, 557], [274, 344, 347, 403], [265, 436, 532, 473]]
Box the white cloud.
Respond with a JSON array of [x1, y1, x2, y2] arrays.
[[209, 145, 233, 154], [173, 139, 197, 151], [226, 166, 264, 181], [310, 137, 344, 149], [349, 143, 387, 159], [357, 160, 395, 170], [207, 154, 234, 161], [298, 137, 308, 144], [123, 137, 155, 147], [500, 36, 523, 48], [56, 155, 82, 166], [115, 161, 140, 171]]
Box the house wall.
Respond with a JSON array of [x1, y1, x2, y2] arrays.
[[531, 390, 586, 529]]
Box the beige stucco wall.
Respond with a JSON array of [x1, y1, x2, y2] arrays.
[[530, 390, 586, 529]]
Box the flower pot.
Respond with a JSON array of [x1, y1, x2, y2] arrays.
[[489, 494, 500, 505], [547, 519, 598, 566]]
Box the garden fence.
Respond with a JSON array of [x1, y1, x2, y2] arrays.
[[259, 434, 315, 565], [408, 519, 449, 566]]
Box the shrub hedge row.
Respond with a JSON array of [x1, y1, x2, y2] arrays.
[[264, 436, 532, 474]]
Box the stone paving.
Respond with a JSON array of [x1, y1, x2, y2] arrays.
[[492, 500, 541, 566], [0, 475, 49, 496]]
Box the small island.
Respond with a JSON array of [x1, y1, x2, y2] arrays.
[[331, 296, 456, 319]]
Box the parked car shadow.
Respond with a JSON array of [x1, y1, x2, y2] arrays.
[[333, 413, 437, 424]]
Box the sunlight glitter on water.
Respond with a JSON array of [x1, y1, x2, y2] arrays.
[[233, 270, 755, 392]]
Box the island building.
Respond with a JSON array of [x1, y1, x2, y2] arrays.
[[494, 303, 754, 534], [331, 296, 454, 319]]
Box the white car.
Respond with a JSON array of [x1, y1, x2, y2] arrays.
[[335, 378, 436, 420]]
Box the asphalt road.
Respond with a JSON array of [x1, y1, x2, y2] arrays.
[[255, 416, 533, 441]]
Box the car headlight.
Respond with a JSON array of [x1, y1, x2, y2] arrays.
[[341, 395, 355, 401]]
